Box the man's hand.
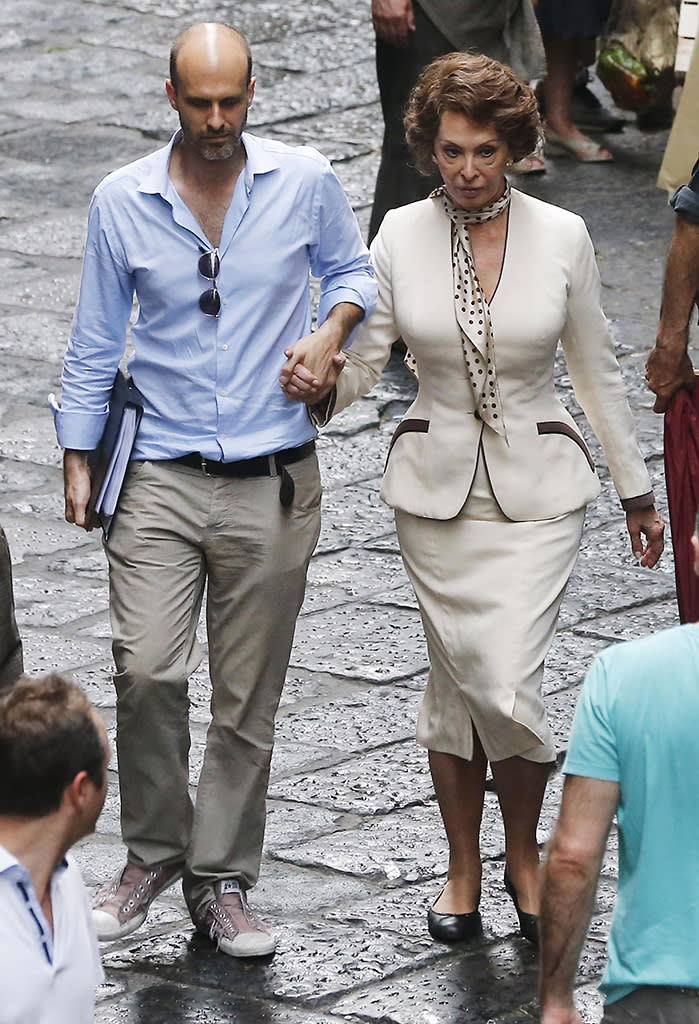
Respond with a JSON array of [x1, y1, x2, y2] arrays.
[[626, 505, 664, 567], [372, 0, 415, 47], [64, 450, 96, 530], [280, 330, 346, 405], [645, 344, 695, 413], [279, 300, 363, 406]]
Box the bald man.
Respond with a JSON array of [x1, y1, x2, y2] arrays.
[[54, 23, 376, 958]]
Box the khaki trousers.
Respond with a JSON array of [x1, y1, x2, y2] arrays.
[[105, 455, 321, 908], [0, 526, 23, 692], [602, 986, 699, 1022]]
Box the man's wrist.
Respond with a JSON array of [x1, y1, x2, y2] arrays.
[[64, 449, 91, 465], [539, 994, 577, 1022], [654, 328, 689, 350], [323, 301, 364, 349], [317, 320, 347, 353]]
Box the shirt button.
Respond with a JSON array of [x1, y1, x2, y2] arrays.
[[222, 344, 228, 351], [220, 390, 227, 396]]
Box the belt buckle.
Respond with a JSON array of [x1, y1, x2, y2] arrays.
[[200, 455, 212, 477]]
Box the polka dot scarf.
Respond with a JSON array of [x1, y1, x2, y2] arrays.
[[404, 181, 511, 438]]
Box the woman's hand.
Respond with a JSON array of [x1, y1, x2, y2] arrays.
[[626, 505, 664, 568]]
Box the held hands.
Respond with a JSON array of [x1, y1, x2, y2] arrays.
[[279, 326, 347, 405], [626, 505, 664, 568], [645, 344, 695, 413], [371, 0, 415, 47], [63, 450, 97, 531]]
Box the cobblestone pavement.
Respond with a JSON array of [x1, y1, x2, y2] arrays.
[[0, 1, 689, 1021]]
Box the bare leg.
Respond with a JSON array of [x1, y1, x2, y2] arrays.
[[541, 36, 611, 155], [490, 755, 551, 914], [429, 728, 487, 915]]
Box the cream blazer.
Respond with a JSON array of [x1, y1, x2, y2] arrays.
[[323, 188, 652, 522]]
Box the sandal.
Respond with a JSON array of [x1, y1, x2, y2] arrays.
[[509, 153, 547, 175], [544, 127, 613, 163]]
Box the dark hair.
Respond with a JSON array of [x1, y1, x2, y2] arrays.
[[405, 51, 542, 172], [0, 674, 104, 817], [169, 24, 253, 92]]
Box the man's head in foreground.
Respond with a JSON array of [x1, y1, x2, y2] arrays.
[[0, 673, 109, 847]]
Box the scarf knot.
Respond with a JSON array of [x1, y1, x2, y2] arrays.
[[404, 182, 511, 439]]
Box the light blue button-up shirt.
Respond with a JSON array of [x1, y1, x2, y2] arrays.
[[56, 131, 377, 461]]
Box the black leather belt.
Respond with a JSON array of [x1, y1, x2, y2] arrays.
[[170, 440, 315, 508]]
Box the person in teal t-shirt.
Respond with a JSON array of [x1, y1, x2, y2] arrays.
[[539, 535, 699, 1023]]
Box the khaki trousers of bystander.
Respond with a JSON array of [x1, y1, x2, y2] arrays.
[[601, 985, 699, 1023], [0, 526, 23, 691]]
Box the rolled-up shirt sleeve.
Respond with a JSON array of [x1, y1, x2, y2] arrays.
[[311, 162, 377, 329], [55, 194, 135, 450], [670, 157, 699, 225]]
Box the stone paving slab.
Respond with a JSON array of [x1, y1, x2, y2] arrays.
[[315, 484, 397, 555], [291, 603, 429, 682], [12, 571, 110, 627], [97, 981, 358, 1024], [100, 920, 447, 1006], [329, 937, 607, 1023], [317, 430, 389, 489], [272, 108, 382, 162], [274, 683, 420, 755], [302, 549, 407, 612], [572, 600, 680, 645], [254, 25, 375, 75], [269, 739, 431, 815]]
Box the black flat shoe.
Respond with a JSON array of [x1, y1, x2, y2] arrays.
[[427, 888, 482, 944], [504, 871, 539, 946]]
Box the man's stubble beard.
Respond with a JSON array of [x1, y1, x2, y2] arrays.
[[201, 138, 242, 162], [197, 108, 247, 163]]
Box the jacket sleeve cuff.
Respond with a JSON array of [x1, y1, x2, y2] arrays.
[[621, 491, 655, 512], [307, 388, 337, 428]]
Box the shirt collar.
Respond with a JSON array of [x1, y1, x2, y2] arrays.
[[0, 843, 68, 881], [0, 842, 21, 876], [137, 129, 280, 200]]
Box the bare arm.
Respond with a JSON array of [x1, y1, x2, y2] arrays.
[[646, 214, 699, 412], [539, 775, 619, 1024], [371, 0, 415, 47]]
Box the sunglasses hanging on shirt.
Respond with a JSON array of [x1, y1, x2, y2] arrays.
[[198, 247, 221, 317]]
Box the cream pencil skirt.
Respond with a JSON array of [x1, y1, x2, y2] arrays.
[[394, 451, 585, 764]]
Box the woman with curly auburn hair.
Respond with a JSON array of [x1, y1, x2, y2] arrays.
[[280, 51, 663, 946], [404, 52, 542, 174]]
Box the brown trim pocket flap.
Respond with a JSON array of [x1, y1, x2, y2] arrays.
[[537, 420, 595, 472], [386, 417, 429, 467]]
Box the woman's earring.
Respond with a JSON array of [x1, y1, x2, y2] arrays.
[[506, 158, 514, 169]]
